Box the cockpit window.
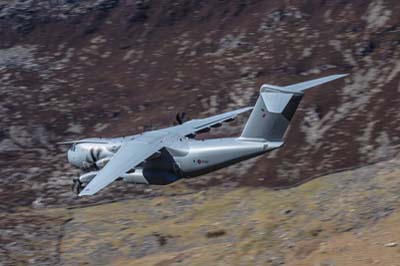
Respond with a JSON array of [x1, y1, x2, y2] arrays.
[[71, 144, 76, 151]]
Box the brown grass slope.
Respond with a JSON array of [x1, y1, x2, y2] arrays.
[[2, 153, 400, 265]]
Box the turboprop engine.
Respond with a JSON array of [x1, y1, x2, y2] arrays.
[[72, 169, 153, 194], [68, 143, 119, 169], [72, 168, 181, 194]]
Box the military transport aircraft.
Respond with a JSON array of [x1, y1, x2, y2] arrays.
[[59, 74, 347, 196]]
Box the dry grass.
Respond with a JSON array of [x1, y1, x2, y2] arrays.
[[53, 156, 400, 265]]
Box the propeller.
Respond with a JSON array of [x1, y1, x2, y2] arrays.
[[174, 112, 191, 125], [72, 177, 84, 194], [173, 112, 196, 138], [175, 112, 187, 125]]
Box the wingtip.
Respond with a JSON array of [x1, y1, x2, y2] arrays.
[[78, 193, 91, 197], [333, 74, 349, 79], [78, 188, 94, 196], [315, 73, 348, 84], [56, 141, 73, 145]]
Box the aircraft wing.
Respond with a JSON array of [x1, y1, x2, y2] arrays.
[[57, 139, 110, 145], [78, 107, 252, 195], [175, 106, 253, 136], [79, 135, 166, 196]]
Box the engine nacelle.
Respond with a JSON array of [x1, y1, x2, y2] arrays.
[[68, 143, 119, 169], [123, 169, 181, 185], [76, 171, 97, 184], [96, 158, 111, 169], [72, 171, 97, 194], [73, 169, 181, 195]]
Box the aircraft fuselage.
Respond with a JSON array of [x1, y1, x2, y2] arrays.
[[67, 135, 283, 187]]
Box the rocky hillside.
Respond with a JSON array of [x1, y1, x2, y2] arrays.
[[1, 0, 400, 209], [1, 1, 400, 264]]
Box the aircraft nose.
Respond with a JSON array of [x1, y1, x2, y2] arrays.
[[67, 145, 81, 167], [67, 148, 76, 166]]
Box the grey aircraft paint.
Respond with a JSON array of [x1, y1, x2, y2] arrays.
[[60, 74, 347, 196]]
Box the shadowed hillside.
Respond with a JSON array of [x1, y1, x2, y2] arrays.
[[1, 0, 400, 209], [1, 0, 400, 210]]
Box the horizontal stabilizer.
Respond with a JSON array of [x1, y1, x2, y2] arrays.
[[262, 74, 348, 94]]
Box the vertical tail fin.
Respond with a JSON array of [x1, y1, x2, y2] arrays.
[[240, 74, 347, 141]]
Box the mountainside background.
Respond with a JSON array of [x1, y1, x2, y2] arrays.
[[1, 0, 400, 208], [1, 0, 400, 265]]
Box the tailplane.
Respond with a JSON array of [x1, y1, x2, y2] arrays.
[[240, 74, 347, 141]]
